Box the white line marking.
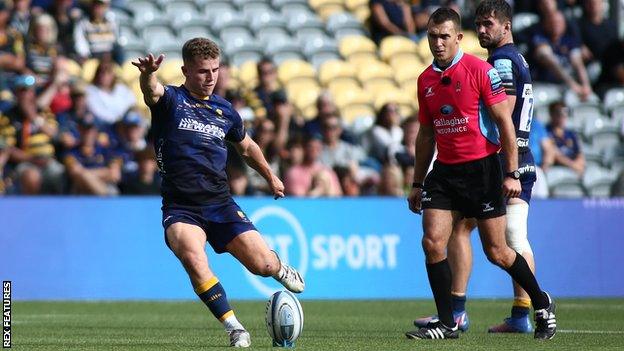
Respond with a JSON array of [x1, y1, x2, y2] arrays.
[[559, 329, 624, 334]]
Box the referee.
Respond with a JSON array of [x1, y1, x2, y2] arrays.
[[405, 8, 556, 340]]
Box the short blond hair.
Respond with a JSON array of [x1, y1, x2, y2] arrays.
[[182, 38, 220, 64]]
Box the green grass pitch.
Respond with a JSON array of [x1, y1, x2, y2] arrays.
[[12, 299, 624, 350]]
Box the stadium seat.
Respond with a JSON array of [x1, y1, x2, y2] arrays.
[[64, 59, 83, 79], [318, 59, 357, 86], [219, 27, 253, 47], [356, 60, 394, 85], [583, 117, 621, 152], [302, 35, 339, 64], [201, 0, 237, 16], [582, 165, 618, 198], [285, 80, 320, 104], [267, 41, 306, 66], [273, 0, 308, 11], [512, 12, 539, 32], [371, 87, 414, 116], [110, 7, 132, 27], [392, 59, 426, 86], [309, 51, 342, 69], [237, 60, 259, 89], [379, 35, 419, 63], [339, 35, 377, 63], [545, 166, 583, 198], [120, 60, 140, 85], [461, 31, 488, 59], [178, 25, 213, 42], [81, 58, 100, 82], [326, 12, 365, 39], [563, 89, 601, 108], [239, 0, 272, 17], [604, 145, 624, 173], [345, 0, 369, 23], [570, 104, 601, 124], [532, 83, 563, 107], [277, 59, 316, 85], [327, 79, 361, 99], [363, 80, 398, 97], [131, 2, 168, 29], [119, 27, 146, 58], [141, 25, 176, 44], [257, 27, 291, 46], [604, 88, 624, 113], [582, 144, 604, 169], [158, 58, 184, 85], [309, 0, 345, 21], [341, 104, 376, 125], [211, 10, 248, 33], [248, 10, 287, 33], [416, 37, 433, 62], [292, 86, 321, 112]]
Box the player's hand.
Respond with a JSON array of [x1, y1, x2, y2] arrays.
[[407, 187, 423, 214], [131, 53, 164, 74], [269, 174, 285, 200], [502, 178, 521, 198]]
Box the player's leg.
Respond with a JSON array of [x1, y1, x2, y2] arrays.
[[489, 197, 534, 333], [413, 218, 476, 331], [226, 230, 305, 293], [477, 216, 556, 339], [406, 209, 462, 340], [166, 222, 249, 347]]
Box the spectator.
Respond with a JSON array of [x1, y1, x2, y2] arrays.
[[25, 13, 62, 85], [0, 113, 16, 194], [225, 89, 254, 130], [74, 0, 123, 64], [334, 166, 360, 196], [303, 91, 356, 144], [9, 0, 31, 37], [64, 114, 121, 195], [531, 10, 593, 101], [363, 102, 403, 163], [369, 0, 416, 44], [35, 56, 73, 114], [377, 163, 403, 196], [0, 2, 26, 77], [119, 147, 160, 195], [284, 135, 342, 197], [252, 58, 281, 118], [528, 117, 556, 198], [7, 74, 64, 194], [57, 80, 101, 153], [46, 0, 82, 58], [86, 59, 135, 126], [577, 0, 617, 65], [269, 90, 303, 151], [248, 118, 280, 195], [546, 101, 585, 175], [596, 38, 624, 96], [110, 109, 146, 183]]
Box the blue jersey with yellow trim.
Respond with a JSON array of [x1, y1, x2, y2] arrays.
[[488, 43, 534, 152], [150, 85, 245, 206]]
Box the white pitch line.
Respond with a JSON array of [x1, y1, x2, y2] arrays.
[[559, 329, 624, 334]]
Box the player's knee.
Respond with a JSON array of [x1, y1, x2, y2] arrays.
[[248, 254, 279, 277], [422, 236, 445, 257], [484, 246, 508, 267], [178, 250, 206, 272]]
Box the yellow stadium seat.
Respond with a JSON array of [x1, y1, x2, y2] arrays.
[[158, 58, 184, 85], [340, 104, 375, 125], [352, 6, 370, 23], [64, 59, 82, 79], [81, 58, 100, 83], [333, 87, 372, 108], [278, 59, 316, 86], [356, 60, 394, 85], [388, 55, 424, 69], [373, 88, 414, 114], [301, 104, 318, 120], [339, 35, 376, 61], [393, 62, 427, 86], [416, 37, 433, 62], [345, 0, 367, 11], [285, 79, 320, 99], [363, 80, 399, 97], [462, 30, 488, 58], [121, 59, 141, 85], [238, 60, 259, 90], [292, 87, 322, 117], [318, 59, 357, 87], [309, 0, 345, 21], [327, 79, 361, 99], [379, 35, 419, 63]]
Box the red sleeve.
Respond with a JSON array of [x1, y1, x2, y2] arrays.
[[417, 77, 431, 125], [479, 61, 507, 107]]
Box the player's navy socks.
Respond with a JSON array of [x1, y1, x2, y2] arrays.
[[451, 294, 466, 313], [195, 277, 235, 323], [504, 253, 549, 309], [511, 297, 531, 319], [426, 259, 455, 328]]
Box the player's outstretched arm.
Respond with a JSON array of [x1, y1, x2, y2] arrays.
[[132, 53, 165, 106], [234, 134, 285, 199], [408, 124, 435, 214], [488, 101, 521, 198]]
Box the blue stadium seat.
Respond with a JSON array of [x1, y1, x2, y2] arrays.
[[326, 12, 366, 40], [240, 0, 272, 17], [273, 0, 309, 12], [603, 145, 624, 173], [532, 83, 563, 108], [583, 117, 621, 152], [224, 37, 264, 66], [204, 3, 239, 23], [257, 27, 290, 46], [178, 25, 213, 41], [248, 10, 287, 33], [219, 27, 254, 45], [141, 25, 176, 45], [172, 12, 209, 32], [563, 89, 601, 108], [582, 165, 618, 198], [512, 12, 539, 32], [265, 38, 305, 65], [604, 88, 624, 113], [287, 10, 325, 34]]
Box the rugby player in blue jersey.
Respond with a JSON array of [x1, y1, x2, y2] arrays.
[[132, 38, 304, 348], [413, 1, 556, 339]]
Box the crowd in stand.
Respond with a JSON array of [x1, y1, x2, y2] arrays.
[[0, 0, 622, 197]]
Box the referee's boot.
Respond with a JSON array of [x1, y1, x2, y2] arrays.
[[406, 321, 460, 340], [534, 292, 557, 340], [413, 310, 469, 332]]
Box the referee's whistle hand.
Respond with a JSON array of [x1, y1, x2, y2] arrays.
[[407, 188, 423, 214], [502, 178, 521, 198]]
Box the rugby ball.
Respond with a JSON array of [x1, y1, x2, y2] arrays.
[[265, 290, 304, 347]]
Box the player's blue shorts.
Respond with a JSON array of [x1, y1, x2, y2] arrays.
[[162, 198, 257, 254], [501, 150, 536, 203]]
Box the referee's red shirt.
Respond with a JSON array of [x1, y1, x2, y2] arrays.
[[417, 50, 507, 164]]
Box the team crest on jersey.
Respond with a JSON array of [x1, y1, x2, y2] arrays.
[[425, 86, 434, 97], [455, 81, 461, 93]]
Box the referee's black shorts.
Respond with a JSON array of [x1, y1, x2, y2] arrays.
[[421, 152, 506, 219]]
